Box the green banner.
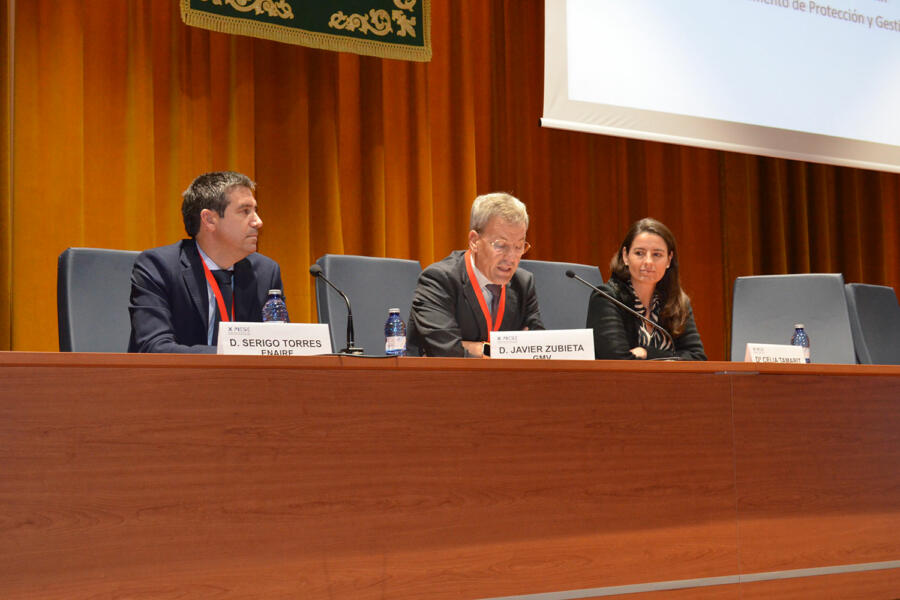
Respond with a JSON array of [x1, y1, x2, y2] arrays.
[[181, 0, 431, 62]]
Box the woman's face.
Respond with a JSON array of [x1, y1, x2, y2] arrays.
[[622, 232, 672, 288]]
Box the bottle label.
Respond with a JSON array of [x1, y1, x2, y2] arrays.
[[385, 335, 406, 352], [262, 299, 289, 323]]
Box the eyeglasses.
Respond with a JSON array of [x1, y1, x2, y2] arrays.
[[487, 239, 532, 257]]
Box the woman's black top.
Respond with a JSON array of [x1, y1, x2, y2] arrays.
[[586, 276, 707, 361]]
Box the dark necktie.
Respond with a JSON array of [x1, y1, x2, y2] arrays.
[[211, 269, 233, 345], [486, 283, 502, 321]]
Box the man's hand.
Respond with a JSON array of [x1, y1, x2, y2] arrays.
[[629, 346, 647, 359], [462, 340, 487, 358]]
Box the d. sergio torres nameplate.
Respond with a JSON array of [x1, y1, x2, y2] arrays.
[[217, 322, 333, 356]]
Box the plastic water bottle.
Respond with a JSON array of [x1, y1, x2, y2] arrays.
[[791, 323, 810, 363], [261, 289, 289, 323], [384, 308, 406, 356]]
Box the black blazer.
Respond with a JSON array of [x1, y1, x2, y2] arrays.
[[128, 239, 283, 353], [407, 250, 544, 357], [587, 277, 706, 361]]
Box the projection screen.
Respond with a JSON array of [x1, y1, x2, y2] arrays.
[[542, 0, 900, 173]]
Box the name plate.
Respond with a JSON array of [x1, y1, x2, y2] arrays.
[[744, 343, 806, 363], [490, 329, 594, 360], [217, 322, 333, 356]]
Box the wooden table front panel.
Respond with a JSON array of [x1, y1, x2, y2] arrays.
[[0, 357, 738, 599], [732, 373, 900, 576]]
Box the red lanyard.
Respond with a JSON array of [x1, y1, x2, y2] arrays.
[[464, 250, 506, 332], [199, 251, 234, 322]]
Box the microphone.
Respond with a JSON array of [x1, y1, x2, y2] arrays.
[[565, 269, 676, 352], [309, 264, 364, 355]]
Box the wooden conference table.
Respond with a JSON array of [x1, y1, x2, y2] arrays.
[[0, 352, 898, 599]]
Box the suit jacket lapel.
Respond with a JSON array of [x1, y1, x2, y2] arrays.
[[181, 239, 209, 327], [460, 255, 489, 341], [499, 281, 518, 330]]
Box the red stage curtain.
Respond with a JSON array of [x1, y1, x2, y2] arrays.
[[3, 0, 898, 359]]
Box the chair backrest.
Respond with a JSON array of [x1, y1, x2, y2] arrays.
[[57, 247, 140, 352], [730, 273, 855, 363], [518, 259, 603, 330], [314, 254, 422, 355], [844, 283, 900, 365]]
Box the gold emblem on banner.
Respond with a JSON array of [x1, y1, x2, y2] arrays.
[[182, 0, 431, 62], [200, 0, 294, 20], [329, 0, 418, 38]]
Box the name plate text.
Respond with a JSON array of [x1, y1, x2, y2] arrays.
[[490, 329, 594, 360], [744, 343, 806, 364], [217, 322, 333, 356]]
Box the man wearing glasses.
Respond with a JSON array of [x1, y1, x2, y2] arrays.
[[407, 192, 544, 357]]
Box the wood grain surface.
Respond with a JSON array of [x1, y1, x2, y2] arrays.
[[597, 585, 741, 600], [733, 374, 900, 574], [740, 568, 900, 600], [0, 353, 897, 599]]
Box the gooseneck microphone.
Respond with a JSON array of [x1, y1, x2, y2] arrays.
[[565, 269, 676, 351], [309, 264, 364, 355]]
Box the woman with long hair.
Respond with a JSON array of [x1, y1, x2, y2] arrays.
[[587, 218, 706, 360]]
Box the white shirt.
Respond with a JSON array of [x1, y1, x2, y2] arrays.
[[469, 252, 502, 308], [197, 244, 233, 345]]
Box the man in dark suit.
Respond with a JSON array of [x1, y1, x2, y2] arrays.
[[407, 193, 544, 357], [128, 171, 283, 353]]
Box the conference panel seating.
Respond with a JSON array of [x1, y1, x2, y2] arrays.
[[730, 273, 856, 363], [844, 283, 900, 365], [518, 259, 603, 330], [57, 247, 140, 352], [314, 254, 422, 355]]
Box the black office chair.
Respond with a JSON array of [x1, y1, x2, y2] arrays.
[[57, 247, 140, 352], [314, 254, 422, 355], [730, 273, 856, 363], [518, 259, 603, 330], [844, 283, 900, 365]]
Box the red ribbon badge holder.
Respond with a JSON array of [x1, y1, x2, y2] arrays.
[[464, 249, 505, 334]]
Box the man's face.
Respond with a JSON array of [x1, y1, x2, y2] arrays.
[[468, 216, 528, 285], [211, 186, 263, 261]]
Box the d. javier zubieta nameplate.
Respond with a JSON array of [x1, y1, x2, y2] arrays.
[[489, 329, 594, 360]]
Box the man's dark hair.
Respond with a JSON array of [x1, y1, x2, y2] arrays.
[[181, 171, 256, 237]]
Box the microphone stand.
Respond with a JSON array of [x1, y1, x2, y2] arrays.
[[565, 270, 677, 352], [309, 266, 364, 355]]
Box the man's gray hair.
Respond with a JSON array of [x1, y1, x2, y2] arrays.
[[469, 192, 529, 232]]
